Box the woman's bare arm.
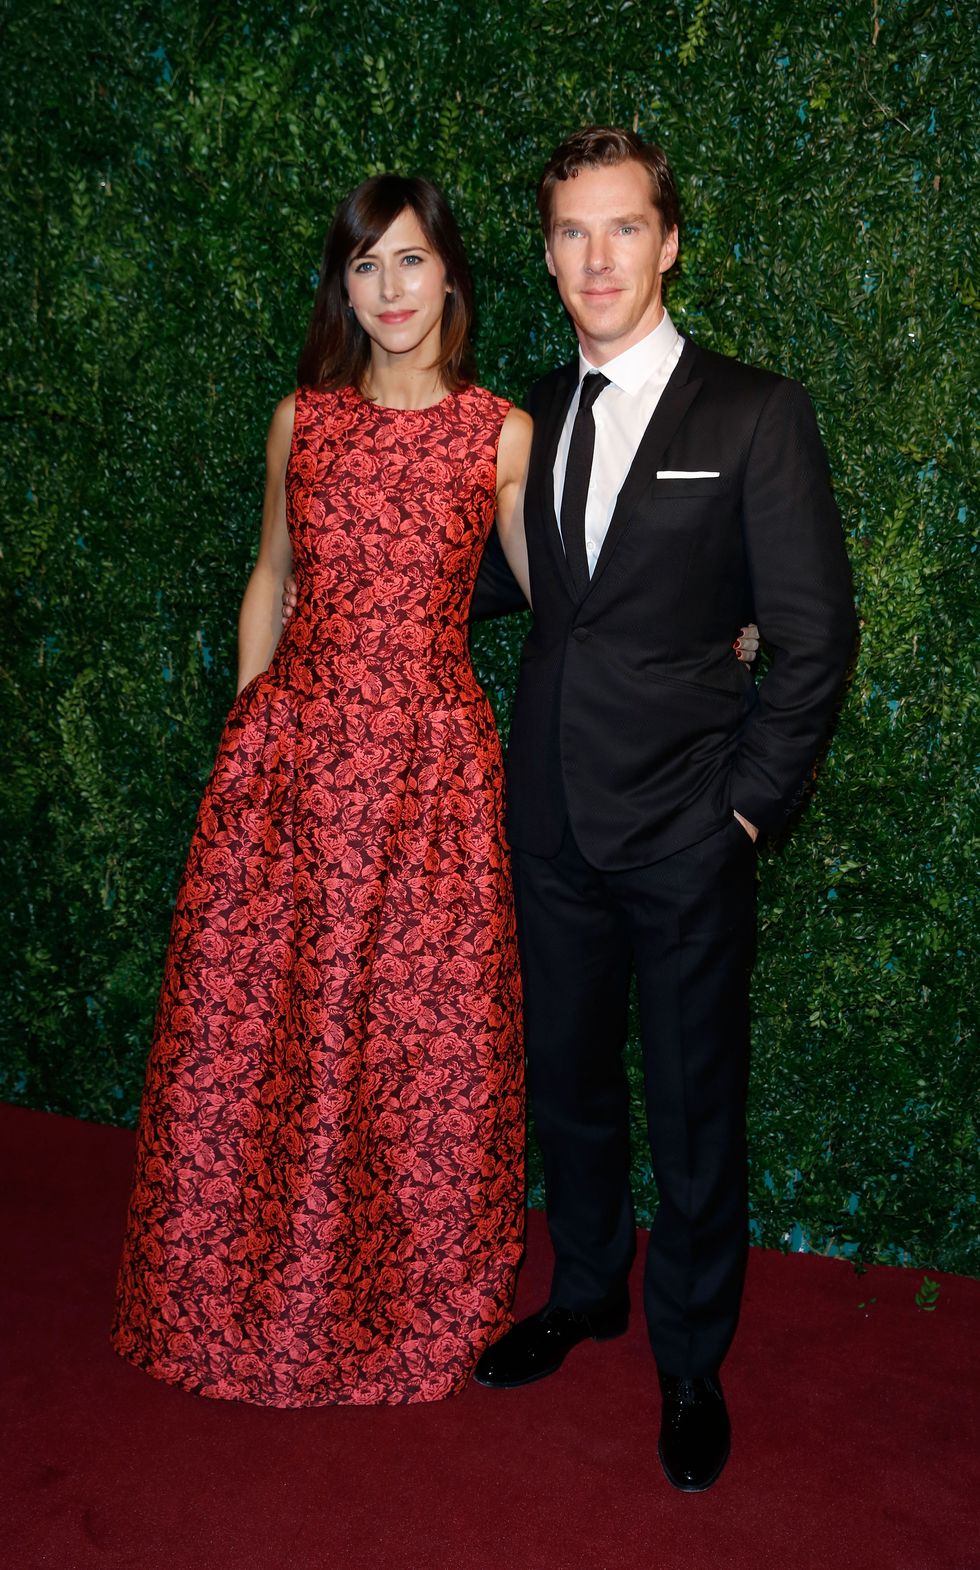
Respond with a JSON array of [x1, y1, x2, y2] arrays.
[[237, 395, 294, 694], [494, 406, 533, 606]]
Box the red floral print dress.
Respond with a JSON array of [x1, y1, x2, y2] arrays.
[[111, 384, 525, 1406]]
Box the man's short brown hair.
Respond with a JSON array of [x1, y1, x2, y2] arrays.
[[537, 125, 681, 250]]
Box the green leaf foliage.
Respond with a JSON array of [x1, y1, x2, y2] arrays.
[[914, 1274, 941, 1311], [2, 0, 977, 1272]]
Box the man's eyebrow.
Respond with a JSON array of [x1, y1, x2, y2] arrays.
[[554, 212, 649, 228]]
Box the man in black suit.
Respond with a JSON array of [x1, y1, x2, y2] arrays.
[[471, 127, 857, 1492]]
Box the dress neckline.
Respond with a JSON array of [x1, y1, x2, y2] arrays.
[[343, 383, 468, 418]]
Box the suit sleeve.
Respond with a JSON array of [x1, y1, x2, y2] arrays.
[[729, 379, 859, 833], [469, 524, 529, 621]]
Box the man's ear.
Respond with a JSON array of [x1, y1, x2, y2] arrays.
[[544, 242, 557, 278], [659, 225, 680, 275]]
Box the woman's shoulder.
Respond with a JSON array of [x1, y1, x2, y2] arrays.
[[266, 393, 297, 467], [271, 390, 297, 429], [292, 383, 344, 411], [463, 383, 513, 418], [461, 386, 530, 447], [458, 387, 531, 464], [290, 383, 357, 434]]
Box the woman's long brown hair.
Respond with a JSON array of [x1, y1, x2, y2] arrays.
[[297, 174, 476, 393]]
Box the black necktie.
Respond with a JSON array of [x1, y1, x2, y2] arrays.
[[560, 371, 609, 594]]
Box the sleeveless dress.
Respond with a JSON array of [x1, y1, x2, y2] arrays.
[[111, 384, 525, 1406]]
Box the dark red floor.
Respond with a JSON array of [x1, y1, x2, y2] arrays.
[[2, 1103, 977, 1570]]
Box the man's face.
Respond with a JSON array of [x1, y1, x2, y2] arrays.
[[544, 159, 679, 365]]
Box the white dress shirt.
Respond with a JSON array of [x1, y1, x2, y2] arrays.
[[553, 309, 685, 576]]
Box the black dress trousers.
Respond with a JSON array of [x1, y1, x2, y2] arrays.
[[511, 813, 757, 1377]]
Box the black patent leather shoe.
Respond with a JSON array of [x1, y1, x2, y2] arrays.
[[472, 1301, 629, 1389], [657, 1371, 731, 1492]]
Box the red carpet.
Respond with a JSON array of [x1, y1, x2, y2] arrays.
[[1, 1103, 977, 1570]]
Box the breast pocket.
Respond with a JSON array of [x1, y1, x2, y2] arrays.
[[651, 476, 732, 499]]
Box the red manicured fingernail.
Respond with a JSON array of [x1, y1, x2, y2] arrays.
[[733, 640, 741, 651]]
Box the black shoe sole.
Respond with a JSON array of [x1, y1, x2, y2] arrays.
[[657, 1437, 731, 1493], [472, 1322, 629, 1390]]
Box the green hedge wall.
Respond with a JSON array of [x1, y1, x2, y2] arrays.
[[2, 0, 977, 1271]]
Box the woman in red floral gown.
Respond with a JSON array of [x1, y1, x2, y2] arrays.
[[111, 176, 533, 1406]]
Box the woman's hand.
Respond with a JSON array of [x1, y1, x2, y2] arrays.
[[281, 574, 299, 626], [734, 624, 760, 664]]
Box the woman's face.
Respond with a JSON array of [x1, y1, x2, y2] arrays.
[[345, 207, 450, 367]]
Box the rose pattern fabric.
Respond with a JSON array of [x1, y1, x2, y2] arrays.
[[111, 384, 525, 1406]]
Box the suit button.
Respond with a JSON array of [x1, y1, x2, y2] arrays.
[[572, 627, 590, 643]]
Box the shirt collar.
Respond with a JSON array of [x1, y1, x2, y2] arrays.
[[578, 309, 681, 395]]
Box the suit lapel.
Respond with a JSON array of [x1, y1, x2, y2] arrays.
[[528, 361, 578, 598], [585, 337, 703, 599]]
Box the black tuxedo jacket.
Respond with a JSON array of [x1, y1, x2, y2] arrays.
[[472, 335, 858, 869]]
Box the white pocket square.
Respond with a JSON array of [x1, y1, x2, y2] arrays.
[[656, 470, 721, 479]]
